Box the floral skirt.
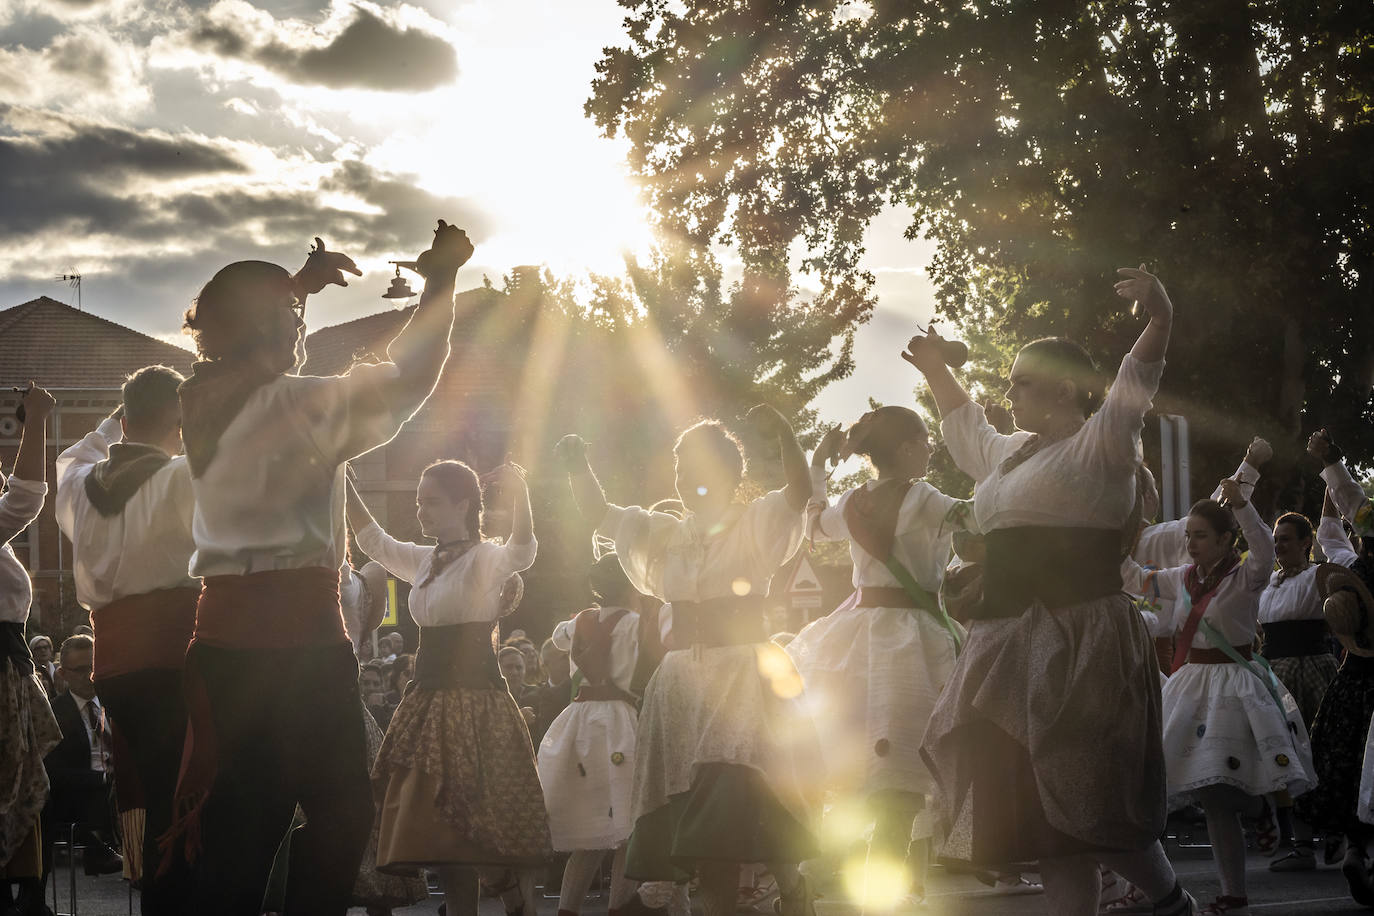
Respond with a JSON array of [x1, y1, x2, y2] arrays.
[[1295, 654, 1374, 833], [373, 685, 551, 871], [920, 594, 1166, 866], [354, 703, 428, 906], [0, 659, 60, 870]]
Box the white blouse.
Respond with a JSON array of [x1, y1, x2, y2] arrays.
[[551, 607, 640, 692], [809, 478, 967, 593], [941, 354, 1164, 533], [1134, 459, 1258, 569], [1257, 516, 1358, 625], [597, 489, 804, 603], [354, 521, 536, 627], [1323, 460, 1374, 538], [1125, 500, 1275, 648], [189, 363, 411, 578], [55, 417, 198, 609], [0, 475, 45, 625]]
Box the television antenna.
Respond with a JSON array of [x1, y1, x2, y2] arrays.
[[55, 270, 82, 310]]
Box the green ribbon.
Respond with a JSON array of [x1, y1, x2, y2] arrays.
[[883, 555, 965, 655]]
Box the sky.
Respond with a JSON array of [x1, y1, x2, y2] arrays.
[[0, 0, 939, 430]]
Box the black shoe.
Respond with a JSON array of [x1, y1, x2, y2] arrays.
[[82, 846, 123, 876]]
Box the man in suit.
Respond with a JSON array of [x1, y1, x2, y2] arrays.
[[43, 635, 122, 878]]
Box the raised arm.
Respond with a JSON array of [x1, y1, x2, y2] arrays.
[[484, 464, 533, 547], [347, 479, 429, 583], [1114, 264, 1173, 364], [554, 434, 609, 524], [901, 329, 973, 419], [1318, 489, 1359, 568], [1220, 478, 1275, 589], [12, 384, 54, 485], [1310, 430, 1373, 536], [746, 404, 810, 511]]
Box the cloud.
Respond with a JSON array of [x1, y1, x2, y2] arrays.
[[189, 3, 458, 92], [0, 26, 150, 112]]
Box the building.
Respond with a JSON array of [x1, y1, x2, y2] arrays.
[[0, 296, 195, 633]]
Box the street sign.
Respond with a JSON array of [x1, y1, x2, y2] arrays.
[[786, 555, 823, 595], [382, 578, 398, 627]]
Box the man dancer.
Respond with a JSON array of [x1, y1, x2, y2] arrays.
[[54, 365, 197, 913], [167, 224, 472, 915]]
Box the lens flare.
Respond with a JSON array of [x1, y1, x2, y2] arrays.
[[731, 577, 752, 596], [841, 852, 909, 910], [755, 642, 803, 699]]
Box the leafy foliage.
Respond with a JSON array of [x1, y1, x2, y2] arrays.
[[589, 0, 1374, 513]]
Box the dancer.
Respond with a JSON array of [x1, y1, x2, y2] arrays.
[[538, 553, 642, 916], [0, 385, 61, 916], [786, 408, 968, 907], [907, 266, 1198, 916], [52, 365, 197, 913], [349, 462, 550, 916], [169, 222, 473, 915], [1257, 494, 1359, 871], [1296, 558, 1374, 905], [555, 405, 820, 916], [1126, 483, 1316, 915]]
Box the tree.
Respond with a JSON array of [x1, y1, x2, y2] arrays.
[[589, 0, 1374, 515]]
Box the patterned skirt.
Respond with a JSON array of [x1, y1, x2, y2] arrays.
[[0, 658, 60, 871], [1161, 662, 1316, 807], [1295, 654, 1374, 833], [373, 685, 551, 871], [353, 703, 428, 906], [920, 593, 1166, 866], [1268, 652, 1339, 729], [625, 643, 824, 880]]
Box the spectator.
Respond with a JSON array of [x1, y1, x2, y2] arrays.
[[384, 654, 414, 707], [379, 634, 399, 664], [531, 637, 572, 745], [27, 635, 55, 699], [360, 666, 394, 731], [43, 635, 122, 877]]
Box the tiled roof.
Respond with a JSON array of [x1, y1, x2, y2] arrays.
[[0, 296, 195, 389]]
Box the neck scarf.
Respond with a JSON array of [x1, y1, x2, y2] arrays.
[[420, 539, 477, 588], [178, 360, 278, 477], [1185, 550, 1241, 606], [84, 443, 172, 517]]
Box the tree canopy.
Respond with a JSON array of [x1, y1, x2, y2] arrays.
[[589, 0, 1374, 511]]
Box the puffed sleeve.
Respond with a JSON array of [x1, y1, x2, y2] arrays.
[[809, 487, 852, 544], [1322, 460, 1374, 538], [1317, 515, 1359, 568], [1134, 517, 1187, 568], [477, 535, 538, 580], [54, 417, 120, 542], [0, 476, 46, 547], [739, 488, 806, 572], [285, 363, 412, 466], [1090, 354, 1165, 468], [353, 520, 431, 585], [597, 503, 681, 599], [940, 401, 1030, 483], [551, 617, 576, 651], [1236, 501, 1276, 591], [901, 482, 972, 535]]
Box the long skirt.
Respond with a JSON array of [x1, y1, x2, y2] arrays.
[[787, 604, 958, 800], [1268, 652, 1339, 729], [1161, 662, 1316, 808], [1295, 654, 1374, 834], [0, 658, 60, 872], [538, 698, 638, 851], [625, 643, 823, 881], [920, 594, 1166, 866], [353, 704, 429, 906], [373, 685, 551, 871]]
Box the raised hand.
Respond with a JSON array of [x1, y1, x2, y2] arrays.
[[295, 237, 362, 295], [746, 404, 791, 438], [481, 461, 528, 494], [553, 434, 589, 470], [1115, 264, 1173, 324], [1307, 429, 1333, 462], [1244, 436, 1273, 467], [20, 382, 55, 423], [414, 220, 474, 279], [901, 326, 951, 376], [1218, 477, 1247, 510], [813, 424, 845, 469]]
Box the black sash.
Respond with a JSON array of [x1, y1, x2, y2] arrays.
[[412, 622, 505, 690], [672, 595, 768, 647], [980, 526, 1124, 619], [1260, 619, 1331, 660], [0, 622, 35, 676]]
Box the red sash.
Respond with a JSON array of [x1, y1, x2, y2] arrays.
[[192, 567, 346, 649], [92, 587, 200, 679], [1170, 563, 1241, 674]]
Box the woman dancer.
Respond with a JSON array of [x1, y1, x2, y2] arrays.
[[1258, 496, 1358, 870], [538, 554, 642, 916], [787, 407, 968, 906], [0, 385, 60, 916], [1127, 486, 1315, 915], [555, 405, 820, 916], [349, 461, 550, 916], [906, 266, 1198, 916]]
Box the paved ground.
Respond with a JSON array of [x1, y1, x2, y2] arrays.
[[33, 843, 1372, 916]]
